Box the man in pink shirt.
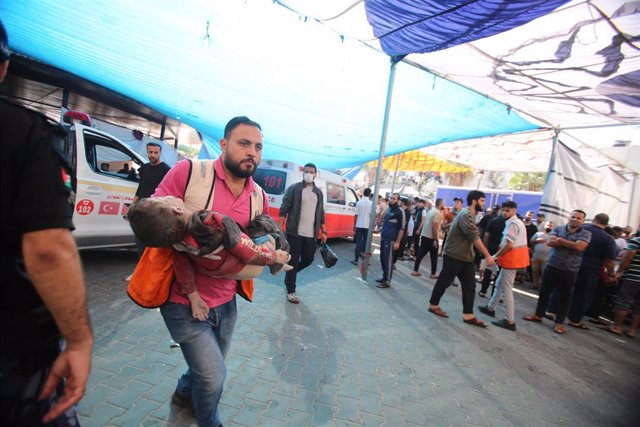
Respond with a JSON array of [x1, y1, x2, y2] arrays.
[[153, 116, 267, 427]]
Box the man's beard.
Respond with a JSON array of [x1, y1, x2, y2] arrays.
[[224, 156, 256, 179]]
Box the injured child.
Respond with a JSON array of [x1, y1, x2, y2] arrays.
[[127, 196, 291, 320]]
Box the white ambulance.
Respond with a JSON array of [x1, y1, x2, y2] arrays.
[[60, 110, 148, 249], [253, 159, 358, 239]]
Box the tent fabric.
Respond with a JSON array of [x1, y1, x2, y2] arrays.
[[1, 0, 538, 170], [364, 0, 572, 56], [367, 151, 471, 173], [540, 140, 635, 227]]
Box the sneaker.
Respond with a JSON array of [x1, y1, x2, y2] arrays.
[[478, 291, 487, 298], [375, 278, 386, 283], [376, 282, 391, 288], [287, 293, 300, 304], [124, 274, 133, 282], [171, 391, 195, 415], [478, 305, 495, 318], [452, 282, 459, 287], [492, 319, 516, 331]]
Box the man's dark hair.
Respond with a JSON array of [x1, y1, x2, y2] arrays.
[[572, 209, 587, 218], [303, 162, 317, 172], [0, 20, 9, 62], [501, 200, 517, 209], [435, 198, 443, 207], [401, 198, 411, 207], [224, 116, 262, 140], [363, 188, 372, 197], [146, 141, 162, 151], [612, 226, 623, 233], [593, 213, 609, 226], [537, 213, 545, 218], [466, 190, 485, 206], [127, 199, 186, 247]]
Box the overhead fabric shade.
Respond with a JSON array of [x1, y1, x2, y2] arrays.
[[364, 0, 572, 56], [367, 151, 471, 173], [0, 0, 538, 170]]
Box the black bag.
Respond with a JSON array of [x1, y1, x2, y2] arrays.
[[320, 242, 338, 268]]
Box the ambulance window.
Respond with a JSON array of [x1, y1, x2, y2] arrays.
[[254, 169, 286, 195], [346, 188, 358, 207], [326, 182, 345, 205], [84, 131, 142, 182]]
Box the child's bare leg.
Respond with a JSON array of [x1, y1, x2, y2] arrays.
[[229, 264, 264, 280]]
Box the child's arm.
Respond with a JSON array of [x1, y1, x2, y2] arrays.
[[171, 249, 197, 295]]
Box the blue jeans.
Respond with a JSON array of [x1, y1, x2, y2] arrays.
[[160, 298, 237, 427], [354, 227, 368, 262]]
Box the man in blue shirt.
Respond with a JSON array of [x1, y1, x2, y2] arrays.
[[523, 210, 592, 334], [376, 193, 405, 288]]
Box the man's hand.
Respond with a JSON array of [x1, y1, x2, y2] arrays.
[[393, 241, 400, 250], [39, 344, 92, 423], [485, 255, 495, 267], [321, 233, 328, 244]]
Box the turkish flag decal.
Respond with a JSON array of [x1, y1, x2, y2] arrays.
[[99, 201, 120, 215]]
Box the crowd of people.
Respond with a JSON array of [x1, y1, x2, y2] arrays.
[[356, 189, 639, 337]]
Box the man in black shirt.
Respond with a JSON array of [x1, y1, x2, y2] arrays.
[[479, 211, 506, 297], [0, 21, 93, 426], [129, 142, 171, 258]]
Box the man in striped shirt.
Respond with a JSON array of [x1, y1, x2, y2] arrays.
[[606, 236, 640, 337]]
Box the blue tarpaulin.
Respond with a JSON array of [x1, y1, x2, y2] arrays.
[[1, 0, 540, 169], [364, 0, 572, 56]]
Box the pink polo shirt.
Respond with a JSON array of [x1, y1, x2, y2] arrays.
[[154, 159, 269, 308]]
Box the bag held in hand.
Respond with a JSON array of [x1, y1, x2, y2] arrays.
[[127, 247, 175, 308], [320, 242, 338, 268]]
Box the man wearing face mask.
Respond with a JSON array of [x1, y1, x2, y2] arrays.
[[279, 163, 327, 303]]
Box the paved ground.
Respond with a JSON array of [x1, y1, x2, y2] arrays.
[[77, 238, 639, 427]]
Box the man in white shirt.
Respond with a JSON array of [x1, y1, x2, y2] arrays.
[[352, 188, 373, 265], [412, 198, 443, 279]]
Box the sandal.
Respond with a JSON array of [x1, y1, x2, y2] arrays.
[[544, 313, 556, 321], [287, 293, 299, 304], [588, 318, 609, 325], [553, 324, 566, 334], [522, 314, 543, 323], [601, 325, 622, 335], [568, 322, 590, 330], [624, 331, 635, 339], [430, 274, 439, 279], [428, 306, 449, 318], [411, 271, 421, 277], [463, 317, 487, 328]]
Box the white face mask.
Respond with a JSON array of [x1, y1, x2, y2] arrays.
[[303, 172, 314, 183]]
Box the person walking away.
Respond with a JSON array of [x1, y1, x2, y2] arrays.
[[478, 201, 529, 331], [279, 162, 327, 303], [605, 235, 640, 337], [153, 116, 267, 426], [411, 199, 427, 259], [376, 193, 405, 288], [352, 188, 372, 266], [427, 191, 495, 327], [0, 22, 93, 425], [412, 198, 443, 279], [478, 208, 506, 298], [522, 210, 591, 335]]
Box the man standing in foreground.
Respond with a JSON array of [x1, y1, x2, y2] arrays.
[[130, 142, 171, 258], [427, 190, 495, 327], [1, 21, 93, 425], [478, 201, 529, 331], [279, 163, 327, 303], [352, 188, 372, 266], [523, 210, 591, 335], [153, 116, 267, 427], [376, 193, 405, 288]]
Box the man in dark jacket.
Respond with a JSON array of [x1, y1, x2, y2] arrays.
[[279, 163, 327, 303], [376, 193, 405, 288]]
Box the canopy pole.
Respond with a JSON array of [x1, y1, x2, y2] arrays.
[[362, 56, 403, 280], [390, 153, 401, 193]]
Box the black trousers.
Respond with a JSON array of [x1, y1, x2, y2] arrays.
[[414, 236, 438, 274], [535, 265, 577, 324], [284, 233, 317, 294], [429, 255, 476, 314]]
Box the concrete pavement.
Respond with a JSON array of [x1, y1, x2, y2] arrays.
[[77, 239, 639, 426]]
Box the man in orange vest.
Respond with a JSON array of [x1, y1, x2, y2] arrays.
[[478, 201, 529, 331]]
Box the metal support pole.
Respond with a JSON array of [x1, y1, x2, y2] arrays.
[[362, 56, 403, 280], [390, 153, 401, 193], [160, 116, 167, 141]]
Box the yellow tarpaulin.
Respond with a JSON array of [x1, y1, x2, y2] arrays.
[[368, 151, 471, 173]]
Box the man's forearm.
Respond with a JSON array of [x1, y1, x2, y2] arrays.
[[23, 229, 93, 349]]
